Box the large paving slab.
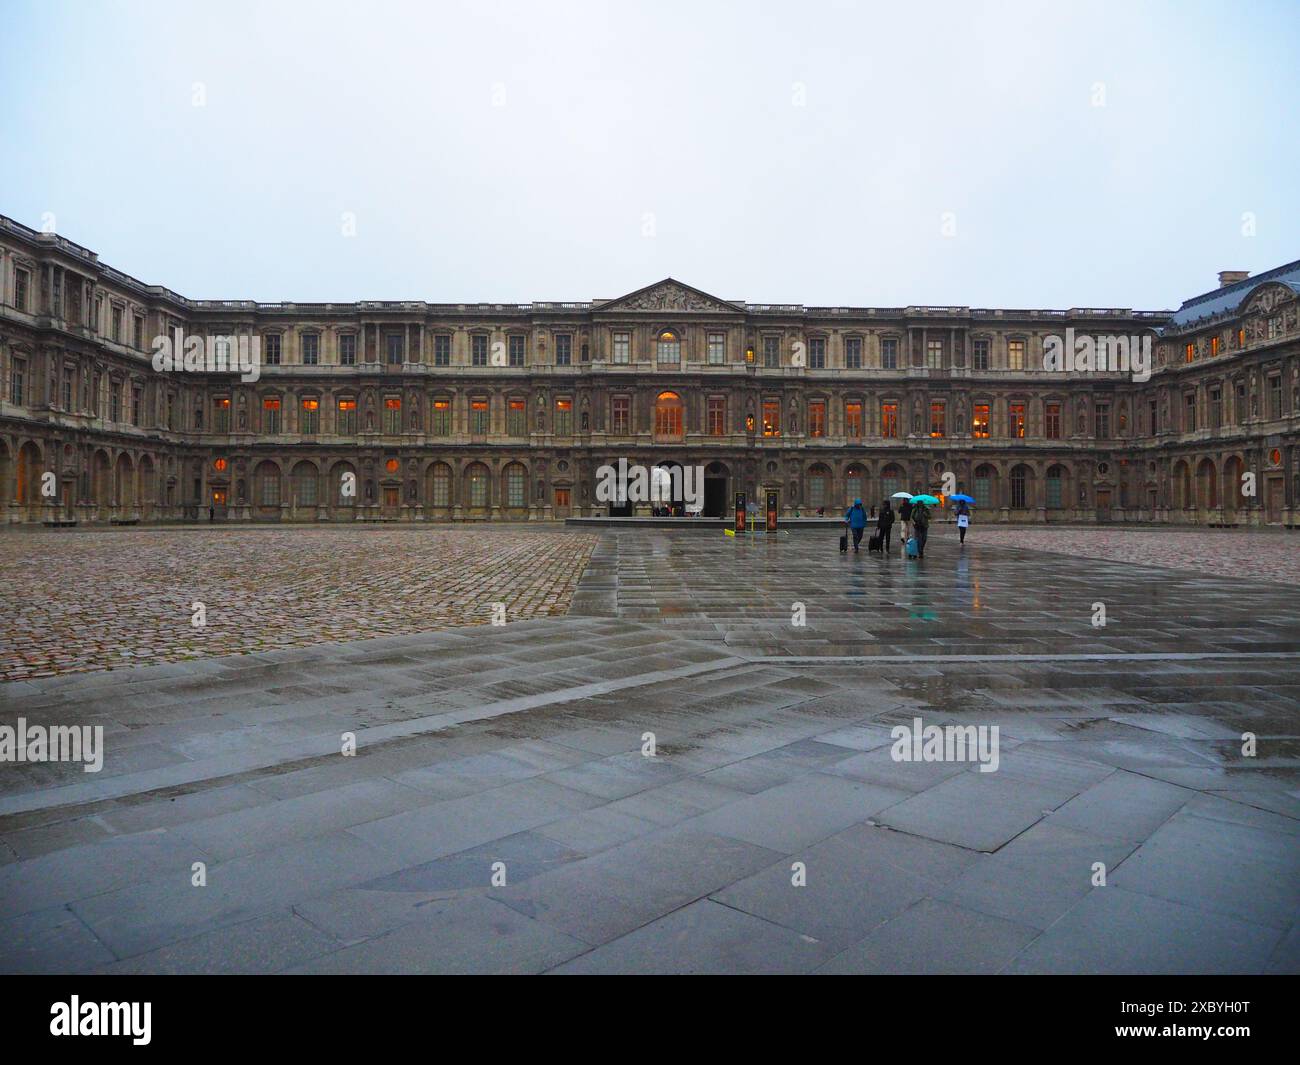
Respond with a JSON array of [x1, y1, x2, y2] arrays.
[[0, 524, 1297, 973]]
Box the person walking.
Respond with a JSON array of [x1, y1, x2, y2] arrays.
[[955, 499, 971, 545], [898, 497, 914, 552], [843, 498, 868, 552], [912, 499, 930, 559], [877, 500, 895, 554]]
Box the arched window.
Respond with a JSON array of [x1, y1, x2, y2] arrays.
[[504, 464, 526, 508], [335, 464, 356, 507], [257, 462, 280, 506], [1010, 466, 1029, 509], [656, 330, 681, 365], [429, 463, 452, 506], [879, 463, 905, 502], [844, 466, 863, 503], [294, 462, 318, 506], [1046, 465, 1065, 509], [467, 463, 489, 508], [655, 391, 683, 436], [973, 465, 996, 509], [808, 465, 829, 508]]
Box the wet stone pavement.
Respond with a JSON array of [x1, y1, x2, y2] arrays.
[[0, 524, 1297, 974]]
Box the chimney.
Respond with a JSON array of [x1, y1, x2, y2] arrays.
[[1218, 270, 1250, 288]]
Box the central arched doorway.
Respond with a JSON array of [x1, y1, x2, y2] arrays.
[[703, 461, 729, 517]]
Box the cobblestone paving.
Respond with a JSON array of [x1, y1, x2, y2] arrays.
[[963, 525, 1300, 585], [0, 526, 597, 682]]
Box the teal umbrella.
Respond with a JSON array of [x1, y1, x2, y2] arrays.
[[911, 494, 940, 505]]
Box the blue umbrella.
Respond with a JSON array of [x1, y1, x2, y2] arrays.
[[949, 493, 975, 503]]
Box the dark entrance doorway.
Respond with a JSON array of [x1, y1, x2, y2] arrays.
[[703, 462, 728, 517]]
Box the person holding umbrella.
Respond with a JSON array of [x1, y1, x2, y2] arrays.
[[909, 493, 941, 559], [896, 493, 914, 550], [949, 493, 975, 545]]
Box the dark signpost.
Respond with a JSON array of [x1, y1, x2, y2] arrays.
[[766, 490, 778, 532], [734, 492, 746, 533]]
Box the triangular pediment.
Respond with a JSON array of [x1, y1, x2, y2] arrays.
[[595, 278, 742, 314]]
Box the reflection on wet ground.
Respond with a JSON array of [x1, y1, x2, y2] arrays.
[[0, 526, 1296, 974]]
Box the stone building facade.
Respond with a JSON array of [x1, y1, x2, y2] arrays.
[[1, 213, 1297, 527]]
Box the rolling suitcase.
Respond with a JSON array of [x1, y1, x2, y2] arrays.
[[839, 533, 848, 553], [905, 536, 920, 558], [868, 532, 882, 553]]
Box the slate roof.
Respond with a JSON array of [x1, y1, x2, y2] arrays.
[[1166, 259, 1300, 330]]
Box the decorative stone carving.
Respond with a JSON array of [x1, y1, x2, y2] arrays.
[[608, 281, 734, 313]]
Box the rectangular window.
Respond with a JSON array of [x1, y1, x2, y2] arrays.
[[1185, 342, 1195, 363], [214, 396, 230, 431], [301, 334, 319, 365], [431, 399, 451, 436], [707, 396, 726, 435], [972, 403, 990, 438], [264, 334, 282, 365], [1009, 402, 1025, 438], [555, 334, 572, 366], [386, 334, 404, 365], [112, 307, 123, 342], [263, 396, 282, 434], [974, 473, 992, 510], [613, 332, 630, 364], [554, 398, 572, 435], [1045, 402, 1062, 439], [471, 399, 489, 434], [62, 372, 73, 410], [762, 400, 781, 437], [1008, 340, 1025, 371], [973, 339, 990, 371], [881, 338, 898, 370], [808, 338, 826, 369], [14, 268, 29, 311], [845, 400, 863, 437], [762, 336, 780, 368], [300, 397, 319, 434], [10, 358, 24, 405], [926, 339, 943, 369], [384, 396, 401, 434], [1211, 335, 1220, 356], [612, 396, 630, 435], [508, 335, 525, 367], [808, 400, 826, 437], [844, 337, 862, 369], [881, 402, 898, 438], [133, 315, 144, 350], [1095, 403, 1110, 438], [929, 401, 946, 438], [339, 334, 356, 365], [434, 334, 451, 366], [1209, 388, 1222, 429], [1184, 392, 1196, 431], [1268, 375, 1282, 420], [471, 335, 489, 366], [337, 398, 357, 435], [1010, 473, 1027, 509], [507, 398, 526, 436], [131, 388, 141, 426], [707, 333, 725, 365]]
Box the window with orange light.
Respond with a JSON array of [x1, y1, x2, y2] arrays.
[[762, 400, 780, 437]]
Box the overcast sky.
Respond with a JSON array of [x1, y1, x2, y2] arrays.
[[3, 0, 1298, 310]]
